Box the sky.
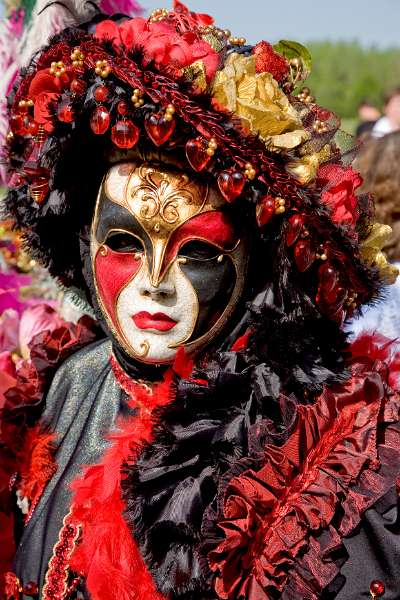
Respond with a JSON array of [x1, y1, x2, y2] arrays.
[[141, 0, 400, 48]]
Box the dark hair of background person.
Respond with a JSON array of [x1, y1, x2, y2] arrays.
[[355, 130, 400, 261]]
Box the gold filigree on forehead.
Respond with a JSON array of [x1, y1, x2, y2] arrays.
[[103, 162, 225, 287], [129, 164, 203, 230]]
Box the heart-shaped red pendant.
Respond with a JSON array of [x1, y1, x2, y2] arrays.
[[145, 112, 176, 146], [217, 170, 246, 202], [185, 138, 212, 172], [256, 195, 275, 227]]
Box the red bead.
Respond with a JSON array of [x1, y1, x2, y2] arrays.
[[370, 580, 385, 597], [70, 78, 87, 95], [117, 100, 129, 116], [26, 119, 39, 136], [111, 119, 139, 149], [294, 239, 315, 272], [94, 85, 109, 102], [318, 262, 338, 296], [217, 170, 246, 202], [256, 195, 275, 226], [10, 113, 26, 135], [90, 105, 110, 135], [324, 286, 347, 308], [286, 213, 304, 246], [57, 101, 74, 123], [29, 176, 49, 204], [185, 138, 212, 172], [23, 581, 39, 596], [144, 112, 175, 146]]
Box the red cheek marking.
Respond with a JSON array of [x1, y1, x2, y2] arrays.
[[163, 211, 236, 275], [94, 247, 141, 333]]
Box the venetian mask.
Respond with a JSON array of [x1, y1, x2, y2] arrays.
[[90, 161, 249, 363]]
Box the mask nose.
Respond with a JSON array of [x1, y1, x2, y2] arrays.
[[138, 264, 175, 301]]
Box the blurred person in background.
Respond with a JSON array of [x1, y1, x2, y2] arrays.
[[350, 130, 400, 337], [355, 99, 381, 141], [372, 88, 400, 138]]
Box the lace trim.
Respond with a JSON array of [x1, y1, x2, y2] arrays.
[[42, 510, 81, 600]]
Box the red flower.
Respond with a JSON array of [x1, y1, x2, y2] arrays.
[[94, 19, 123, 44], [173, 0, 214, 27], [96, 17, 219, 83], [28, 70, 65, 133], [253, 41, 289, 82], [318, 164, 362, 228], [118, 17, 148, 48]]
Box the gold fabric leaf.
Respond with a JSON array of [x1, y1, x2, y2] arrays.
[[285, 144, 331, 184], [360, 223, 399, 284], [182, 60, 208, 93], [212, 53, 309, 151]]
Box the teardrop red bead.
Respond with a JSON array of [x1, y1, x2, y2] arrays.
[[185, 138, 212, 172], [144, 112, 176, 146], [217, 170, 246, 202], [111, 119, 139, 149], [286, 213, 304, 246], [294, 239, 315, 272], [256, 195, 275, 226], [318, 262, 338, 296], [90, 105, 110, 135]]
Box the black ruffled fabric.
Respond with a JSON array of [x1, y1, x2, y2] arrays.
[[122, 349, 307, 598]]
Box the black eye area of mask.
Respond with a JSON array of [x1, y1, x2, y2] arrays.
[[178, 240, 222, 261], [105, 231, 222, 263], [105, 232, 144, 253]]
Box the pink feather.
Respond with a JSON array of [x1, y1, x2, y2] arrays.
[[100, 0, 143, 15]]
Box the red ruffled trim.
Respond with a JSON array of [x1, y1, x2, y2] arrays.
[[208, 334, 400, 599], [68, 349, 193, 600]]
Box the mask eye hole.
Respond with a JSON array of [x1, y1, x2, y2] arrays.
[[105, 232, 144, 254], [179, 240, 220, 261]]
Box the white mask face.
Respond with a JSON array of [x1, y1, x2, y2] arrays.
[[116, 258, 198, 362], [91, 162, 249, 364]]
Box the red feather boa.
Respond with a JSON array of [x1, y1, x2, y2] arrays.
[[67, 349, 193, 600]]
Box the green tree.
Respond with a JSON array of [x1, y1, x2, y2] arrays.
[[304, 42, 400, 119]]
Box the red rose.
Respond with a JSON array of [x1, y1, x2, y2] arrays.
[[28, 70, 65, 133], [253, 41, 289, 82], [94, 19, 122, 45], [173, 0, 214, 27], [104, 17, 219, 83], [119, 17, 148, 49], [318, 164, 362, 229]]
